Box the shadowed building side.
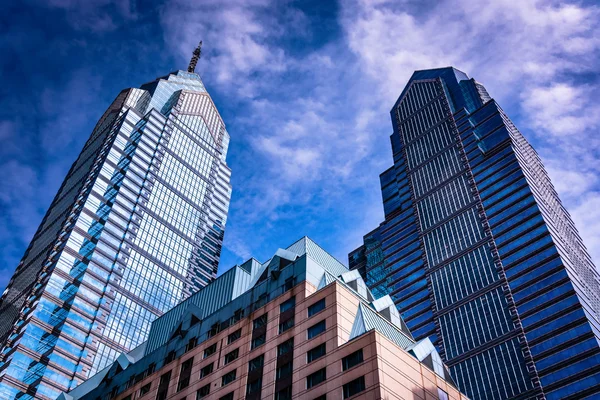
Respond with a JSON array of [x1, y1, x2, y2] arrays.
[[0, 47, 232, 399], [350, 67, 600, 400]]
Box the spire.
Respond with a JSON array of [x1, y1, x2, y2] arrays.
[[188, 41, 202, 73]]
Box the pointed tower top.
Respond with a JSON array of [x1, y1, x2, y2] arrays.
[[188, 41, 202, 73]]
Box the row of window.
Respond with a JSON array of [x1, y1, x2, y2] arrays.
[[132, 296, 331, 400]]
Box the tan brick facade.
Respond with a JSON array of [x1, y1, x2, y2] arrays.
[[115, 280, 468, 400]]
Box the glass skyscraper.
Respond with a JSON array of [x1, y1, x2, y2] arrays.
[[349, 67, 600, 399], [0, 49, 232, 399]]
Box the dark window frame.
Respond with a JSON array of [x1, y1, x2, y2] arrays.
[[224, 348, 239, 365], [253, 314, 268, 330], [307, 343, 326, 363], [221, 369, 237, 386], [276, 361, 293, 380], [204, 343, 217, 358], [251, 332, 266, 349], [248, 354, 265, 372], [228, 329, 242, 344], [199, 362, 214, 378], [308, 298, 326, 317], [279, 317, 295, 334], [307, 320, 326, 339], [196, 383, 211, 399], [277, 338, 294, 357], [246, 377, 262, 395], [177, 357, 194, 391], [341, 349, 364, 371], [306, 368, 327, 389], [139, 383, 151, 396], [343, 376, 366, 399], [280, 297, 296, 313]]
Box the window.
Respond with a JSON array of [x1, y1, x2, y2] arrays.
[[139, 383, 151, 396], [284, 277, 295, 291], [308, 299, 326, 317], [122, 395, 131, 400], [342, 349, 363, 371], [307, 320, 326, 339], [246, 377, 262, 395], [277, 338, 294, 357], [280, 297, 296, 313], [156, 371, 172, 400], [177, 358, 194, 391], [279, 317, 295, 334], [251, 333, 266, 349], [275, 386, 292, 400], [437, 388, 449, 400], [248, 354, 264, 372], [186, 337, 198, 352], [196, 384, 210, 399], [313, 395, 326, 400], [276, 361, 293, 379], [232, 308, 244, 323], [200, 363, 213, 378], [228, 329, 242, 344], [343, 376, 366, 399], [204, 343, 217, 358], [219, 393, 234, 400], [224, 348, 239, 364], [207, 323, 220, 338], [222, 369, 237, 386], [165, 350, 176, 364], [307, 368, 327, 389], [255, 293, 269, 309], [307, 343, 326, 363], [147, 363, 156, 375], [253, 314, 268, 329], [126, 374, 136, 389]]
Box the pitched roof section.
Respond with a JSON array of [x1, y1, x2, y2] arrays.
[[350, 303, 414, 350], [286, 236, 348, 277]]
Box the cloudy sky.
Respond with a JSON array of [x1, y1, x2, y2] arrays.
[[1, 0, 599, 292]]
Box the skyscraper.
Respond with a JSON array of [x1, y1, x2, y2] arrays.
[[349, 67, 600, 400], [0, 44, 232, 399]]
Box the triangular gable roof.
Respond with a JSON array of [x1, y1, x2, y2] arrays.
[[317, 271, 337, 290], [350, 303, 414, 350]]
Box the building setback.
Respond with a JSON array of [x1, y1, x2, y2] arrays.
[[349, 67, 600, 400], [0, 47, 232, 399], [60, 237, 469, 400]]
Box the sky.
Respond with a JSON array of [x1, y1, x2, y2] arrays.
[[0, 0, 599, 292]]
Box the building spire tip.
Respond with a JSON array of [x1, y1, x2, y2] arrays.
[[188, 41, 202, 73]]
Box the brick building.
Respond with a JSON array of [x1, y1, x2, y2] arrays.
[[60, 237, 468, 400]]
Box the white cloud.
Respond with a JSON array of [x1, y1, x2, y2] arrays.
[[570, 192, 600, 265], [160, 0, 600, 268], [161, 0, 290, 91], [522, 83, 600, 137], [341, 0, 600, 264]]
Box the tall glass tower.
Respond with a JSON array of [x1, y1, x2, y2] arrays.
[[349, 67, 600, 400], [0, 44, 232, 399]]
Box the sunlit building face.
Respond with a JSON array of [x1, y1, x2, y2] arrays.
[[0, 67, 232, 400]]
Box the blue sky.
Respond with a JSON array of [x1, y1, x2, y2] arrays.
[[1, 0, 599, 292]]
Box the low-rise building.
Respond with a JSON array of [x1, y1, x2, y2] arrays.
[[60, 237, 468, 400]]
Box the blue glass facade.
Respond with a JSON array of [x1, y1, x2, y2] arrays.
[[0, 70, 232, 399], [349, 67, 600, 399]]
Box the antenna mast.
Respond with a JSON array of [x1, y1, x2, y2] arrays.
[[188, 41, 202, 73]]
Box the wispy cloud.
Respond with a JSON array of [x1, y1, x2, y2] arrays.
[[1, 0, 598, 293], [157, 0, 600, 268], [340, 0, 600, 264]]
